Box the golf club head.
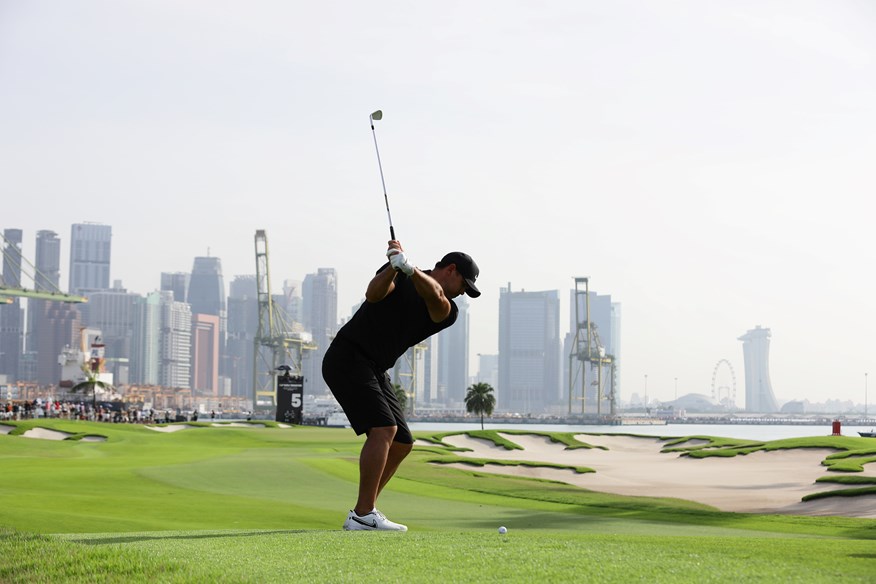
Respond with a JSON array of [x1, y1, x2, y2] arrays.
[[370, 110, 383, 121]]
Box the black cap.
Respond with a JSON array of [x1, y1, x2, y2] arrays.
[[440, 251, 480, 298]]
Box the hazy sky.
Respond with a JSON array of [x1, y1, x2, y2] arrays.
[[2, 1, 874, 406]]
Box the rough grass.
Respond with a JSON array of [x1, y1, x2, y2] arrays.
[[3, 529, 876, 584]]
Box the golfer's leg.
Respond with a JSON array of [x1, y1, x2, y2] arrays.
[[376, 440, 413, 498], [355, 425, 397, 515]]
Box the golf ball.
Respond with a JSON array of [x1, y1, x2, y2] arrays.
[[498, 526, 507, 534]]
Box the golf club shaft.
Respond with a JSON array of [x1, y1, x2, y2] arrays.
[[370, 116, 395, 240]]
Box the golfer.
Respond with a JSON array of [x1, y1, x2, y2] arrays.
[[322, 241, 481, 531]]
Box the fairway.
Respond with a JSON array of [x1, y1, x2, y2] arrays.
[[2, 420, 875, 583]]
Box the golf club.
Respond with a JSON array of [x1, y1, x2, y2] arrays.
[[369, 109, 395, 240]]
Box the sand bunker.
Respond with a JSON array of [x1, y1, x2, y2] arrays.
[[22, 427, 74, 440], [145, 424, 196, 432], [211, 423, 266, 428], [437, 433, 876, 518], [0, 425, 13, 435]]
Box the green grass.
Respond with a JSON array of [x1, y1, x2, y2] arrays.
[[2, 420, 875, 583], [4, 529, 876, 584]]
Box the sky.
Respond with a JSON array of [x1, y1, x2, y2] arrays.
[[1, 1, 874, 406]]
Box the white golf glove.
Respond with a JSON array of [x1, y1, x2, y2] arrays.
[[389, 251, 415, 276]]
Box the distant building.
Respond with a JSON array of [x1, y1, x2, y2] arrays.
[[131, 292, 162, 385], [498, 285, 561, 415], [28, 230, 62, 361], [132, 290, 191, 388], [0, 229, 23, 380], [477, 353, 499, 393], [161, 272, 190, 303], [738, 325, 779, 413], [82, 284, 141, 386], [227, 275, 258, 397], [302, 268, 337, 395], [191, 313, 220, 395], [35, 303, 81, 386], [69, 223, 112, 296], [437, 296, 470, 408], [160, 292, 192, 389], [187, 257, 227, 384]]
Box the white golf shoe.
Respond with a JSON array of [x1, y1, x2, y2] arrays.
[[343, 509, 408, 531]]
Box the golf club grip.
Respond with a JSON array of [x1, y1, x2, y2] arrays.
[[390, 225, 396, 240]]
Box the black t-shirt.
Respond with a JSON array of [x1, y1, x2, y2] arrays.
[[336, 265, 458, 371]]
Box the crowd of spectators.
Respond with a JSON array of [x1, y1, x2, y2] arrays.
[[1, 399, 197, 424]]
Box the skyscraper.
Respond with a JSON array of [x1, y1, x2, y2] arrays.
[[131, 292, 162, 385], [35, 303, 81, 386], [187, 257, 227, 383], [27, 230, 62, 381], [437, 296, 470, 407], [83, 285, 141, 386], [0, 229, 23, 380], [191, 313, 220, 394], [302, 268, 337, 394], [160, 291, 192, 389], [69, 223, 112, 296], [738, 325, 779, 413], [161, 272, 190, 303], [498, 286, 561, 415], [131, 290, 192, 388], [227, 275, 258, 397]]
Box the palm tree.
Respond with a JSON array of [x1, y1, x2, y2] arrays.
[[393, 383, 407, 412], [465, 382, 496, 430], [70, 365, 114, 412]]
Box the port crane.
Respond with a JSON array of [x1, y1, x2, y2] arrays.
[[251, 230, 315, 410], [568, 276, 616, 419]]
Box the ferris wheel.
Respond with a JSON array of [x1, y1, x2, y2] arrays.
[[711, 359, 737, 406]]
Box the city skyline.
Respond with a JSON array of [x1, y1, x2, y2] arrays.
[[2, 2, 874, 406], [0, 221, 871, 409]]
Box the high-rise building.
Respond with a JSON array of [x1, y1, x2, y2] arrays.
[[738, 325, 779, 413], [34, 230, 61, 292], [422, 336, 439, 404], [191, 314, 220, 395], [161, 272, 190, 303], [498, 286, 561, 415], [35, 303, 81, 386], [281, 279, 303, 326], [69, 223, 112, 296], [437, 296, 470, 408], [132, 290, 193, 389], [160, 291, 191, 389], [82, 284, 141, 386], [187, 258, 225, 318], [0, 229, 23, 380], [187, 257, 226, 383], [26, 230, 62, 382], [227, 275, 258, 397], [131, 292, 162, 385], [302, 268, 337, 394]]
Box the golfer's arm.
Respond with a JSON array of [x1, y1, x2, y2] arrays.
[[365, 266, 397, 302], [411, 269, 452, 323]]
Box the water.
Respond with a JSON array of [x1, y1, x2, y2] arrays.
[[408, 422, 876, 442]]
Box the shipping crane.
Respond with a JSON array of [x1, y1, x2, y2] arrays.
[[251, 230, 315, 410], [568, 277, 616, 419]]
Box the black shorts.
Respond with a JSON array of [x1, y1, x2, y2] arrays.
[[321, 338, 413, 444]]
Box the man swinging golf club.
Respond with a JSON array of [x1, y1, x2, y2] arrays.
[[322, 241, 481, 531]]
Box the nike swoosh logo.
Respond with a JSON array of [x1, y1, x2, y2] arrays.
[[352, 515, 378, 528]]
